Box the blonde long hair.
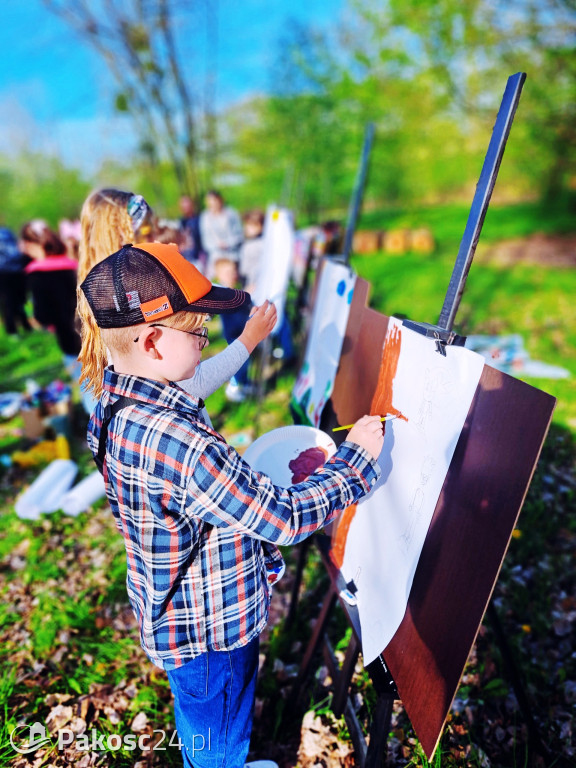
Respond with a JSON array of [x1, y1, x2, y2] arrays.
[[77, 189, 140, 396]]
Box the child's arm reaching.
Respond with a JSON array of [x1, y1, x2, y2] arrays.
[[178, 301, 277, 400], [179, 339, 248, 400], [237, 300, 277, 354]]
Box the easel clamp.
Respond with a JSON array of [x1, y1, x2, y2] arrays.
[[402, 319, 467, 356]]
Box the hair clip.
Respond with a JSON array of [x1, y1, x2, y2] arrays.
[[28, 219, 48, 236], [127, 194, 150, 232]]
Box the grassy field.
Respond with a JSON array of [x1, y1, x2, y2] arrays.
[[0, 199, 575, 767]]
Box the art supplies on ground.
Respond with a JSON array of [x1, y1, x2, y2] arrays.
[[18, 379, 73, 439], [0, 392, 23, 420], [15, 458, 78, 519], [60, 471, 106, 517], [11, 435, 70, 466], [465, 334, 570, 379]]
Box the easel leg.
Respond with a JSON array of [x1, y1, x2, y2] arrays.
[[332, 633, 361, 717], [287, 586, 337, 715], [286, 537, 312, 629], [299, 587, 337, 683], [365, 693, 394, 768]]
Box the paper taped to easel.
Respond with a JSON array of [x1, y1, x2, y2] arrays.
[[330, 317, 485, 664]]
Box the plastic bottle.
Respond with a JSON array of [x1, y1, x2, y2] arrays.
[[15, 459, 78, 520], [60, 471, 106, 517]]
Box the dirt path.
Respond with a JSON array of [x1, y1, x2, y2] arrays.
[[477, 233, 576, 267]]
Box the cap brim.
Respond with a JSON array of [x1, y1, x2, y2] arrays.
[[185, 284, 251, 314]]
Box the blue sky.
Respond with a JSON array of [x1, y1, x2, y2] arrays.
[[0, 0, 344, 174]]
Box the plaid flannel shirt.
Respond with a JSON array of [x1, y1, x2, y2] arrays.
[[87, 367, 380, 670]]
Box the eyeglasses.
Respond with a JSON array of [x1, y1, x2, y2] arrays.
[[133, 323, 209, 349]]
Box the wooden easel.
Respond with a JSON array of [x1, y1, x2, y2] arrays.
[[286, 72, 562, 765]]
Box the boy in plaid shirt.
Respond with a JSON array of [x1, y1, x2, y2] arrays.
[[80, 242, 384, 768]]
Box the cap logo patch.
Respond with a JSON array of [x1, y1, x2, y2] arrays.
[[140, 295, 173, 321], [126, 290, 140, 309]]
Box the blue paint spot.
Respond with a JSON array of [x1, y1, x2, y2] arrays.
[[347, 288, 354, 305], [336, 280, 345, 297]]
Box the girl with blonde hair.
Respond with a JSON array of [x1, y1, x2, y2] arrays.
[[78, 188, 275, 416], [77, 189, 153, 399]]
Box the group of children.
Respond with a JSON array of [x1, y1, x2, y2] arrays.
[[8, 187, 387, 767], [0, 189, 273, 410], [166, 191, 274, 402]]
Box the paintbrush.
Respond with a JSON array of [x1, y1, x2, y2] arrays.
[[332, 415, 397, 432]]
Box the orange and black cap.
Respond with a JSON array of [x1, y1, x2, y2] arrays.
[[80, 242, 250, 328]]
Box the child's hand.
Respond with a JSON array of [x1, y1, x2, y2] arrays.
[[346, 415, 385, 461], [239, 301, 277, 352]]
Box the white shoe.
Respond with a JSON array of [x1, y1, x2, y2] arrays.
[[245, 762, 279, 768]]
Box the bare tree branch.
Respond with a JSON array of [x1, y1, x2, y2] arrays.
[[44, 0, 203, 198]]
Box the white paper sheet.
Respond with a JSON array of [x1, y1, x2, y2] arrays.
[[333, 318, 485, 664], [251, 205, 295, 331], [291, 260, 356, 427]]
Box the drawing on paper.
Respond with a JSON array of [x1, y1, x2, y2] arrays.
[[398, 455, 436, 554], [329, 316, 485, 664]]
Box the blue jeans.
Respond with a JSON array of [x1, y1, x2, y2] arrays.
[[166, 636, 259, 768]]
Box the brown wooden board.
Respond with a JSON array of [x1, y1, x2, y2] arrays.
[[325, 285, 556, 758], [323, 278, 387, 438]]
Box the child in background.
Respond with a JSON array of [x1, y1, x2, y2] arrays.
[[178, 194, 206, 271], [58, 218, 82, 260], [77, 189, 272, 421], [238, 209, 265, 296], [199, 190, 252, 402], [19, 221, 81, 367], [0, 226, 31, 336], [77, 189, 155, 404], [80, 241, 384, 768]]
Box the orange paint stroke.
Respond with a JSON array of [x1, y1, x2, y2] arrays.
[[330, 322, 407, 570], [371, 322, 407, 422], [330, 504, 357, 570]]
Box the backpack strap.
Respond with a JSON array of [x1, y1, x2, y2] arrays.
[[95, 395, 139, 475], [95, 394, 206, 475]]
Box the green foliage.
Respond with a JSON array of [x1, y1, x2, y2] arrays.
[[226, 0, 575, 220], [0, 153, 90, 231]]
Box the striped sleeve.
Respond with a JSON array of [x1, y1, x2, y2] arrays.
[[181, 437, 380, 545]]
